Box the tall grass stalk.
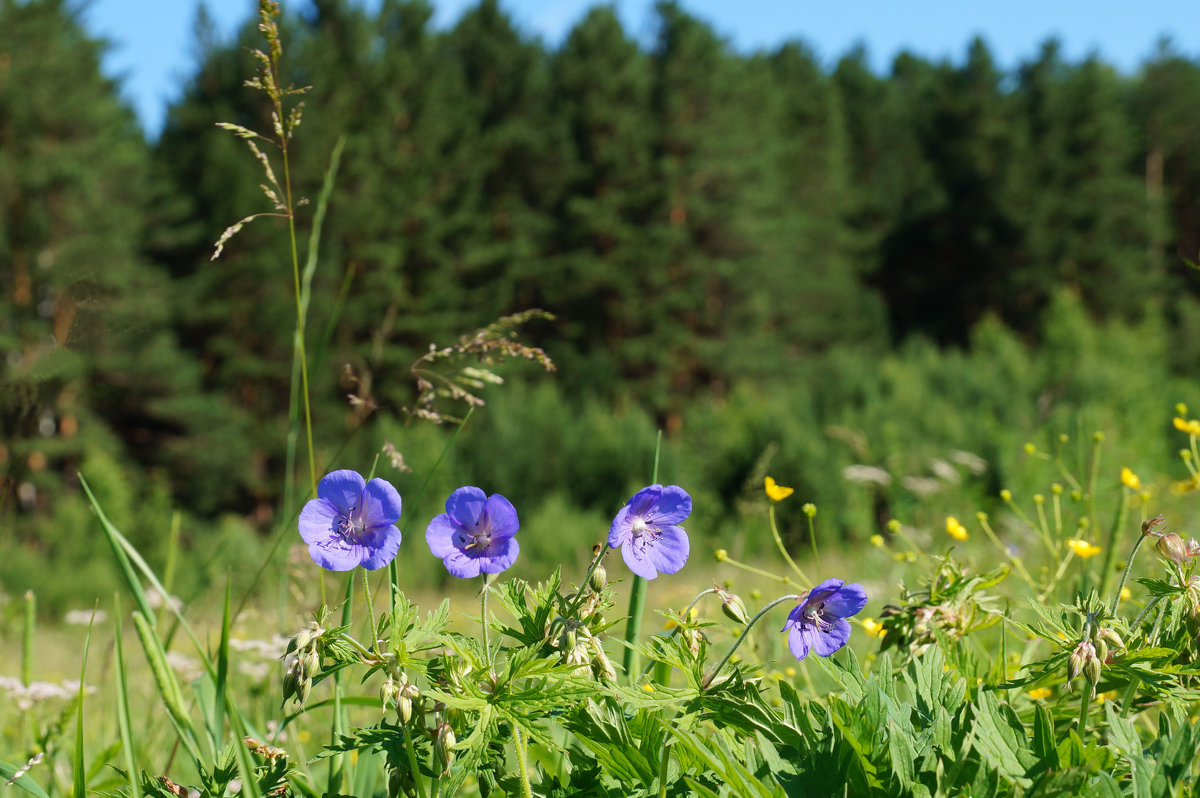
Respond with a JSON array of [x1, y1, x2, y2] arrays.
[[622, 431, 663, 678]]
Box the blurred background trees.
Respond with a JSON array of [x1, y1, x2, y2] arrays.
[[4, 0, 1200, 607]]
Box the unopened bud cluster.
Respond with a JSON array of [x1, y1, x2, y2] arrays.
[[281, 622, 323, 709], [715, 587, 749, 625], [1067, 622, 1125, 698]]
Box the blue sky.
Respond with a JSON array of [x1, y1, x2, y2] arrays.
[[82, 1, 1199, 139]]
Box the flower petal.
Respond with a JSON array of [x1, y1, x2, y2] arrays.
[[308, 536, 363, 571], [647, 485, 691, 525], [814, 618, 851, 657], [620, 539, 661, 580], [626, 485, 663, 516], [316, 470, 366, 515], [358, 524, 402, 570], [644, 525, 689, 576], [484, 494, 519, 539], [426, 513, 461, 558], [441, 548, 482, 579], [298, 498, 340, 545], [608, 506, 635, 548], [787, 621, 816, 661], [823, 582, 868, 619], [446, 486, 488, 527], [480, 536, 519, 574], [363, 478, 403, 528], [805, 578, 846, 609]]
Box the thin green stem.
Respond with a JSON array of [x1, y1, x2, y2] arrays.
[[565, 543, 610, 619], [1077, 683, 1090, 737], [400, 721, 427, 798], [512, 724, 534, 798], [770, 505, 810, 584], [1110, 534, 1146, 616], [806, 512, 821, 572], [702, 594, 802, 691], [481, 574, 492, 670], [978, 516, 1035, 587], [361, 567, 380, 655], [720, 555, 795, 585], [657, 740, 671, 798]]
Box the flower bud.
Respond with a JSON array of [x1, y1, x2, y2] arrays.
[[1067, 641, 1096, 682], [281, 655, 301, 706], [1097, 627, 1124, 652], [886, 519, 901, 533], [999, 489, 1012, 502], [380, 677, 398, 712], [1093, 639, 1108, 665], [1084, 657, 1102, 692], [802, 503, 817, 518], [714, 548, 728, 562], [1156, 532, 1191, 565], [720, 591, 749, 625], [435, 723, 456, 772], [589, 639, 616, 682], [589, 564, 607, 593]]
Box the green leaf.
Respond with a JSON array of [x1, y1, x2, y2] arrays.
[[113, 596, 142, 798], [72, 605, 96, 798]]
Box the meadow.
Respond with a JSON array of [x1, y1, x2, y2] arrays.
[[6, 0, 1200, 795]]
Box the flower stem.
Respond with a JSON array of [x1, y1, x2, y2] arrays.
[[361, 567, 380, 655], [481, 574, 492, 670], [622, 575, 648, 679], [702, 594, 801, 691], [770, 505, 810, 584], [657, 740, 671, 798], [566, 543, 610, 619], [1077, 684, 1090, 737], [1097, 487, 1129, 599], [512, 724, 534, 798], [400, 720, 428, 798], [720, 554, 795, 585], [1110, 534, 1146, 616]]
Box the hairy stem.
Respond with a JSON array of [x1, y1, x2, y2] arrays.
[[702, 594, 802, 691]]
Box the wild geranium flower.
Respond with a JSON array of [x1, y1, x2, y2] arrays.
[[426, 487, 520, 578], [609, 484, 691, 579], [298, 470, 402, 571], [782, 578, 868, 661]]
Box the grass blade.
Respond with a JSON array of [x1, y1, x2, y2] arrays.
[[0, 757, 49, 798], [213, 579, 232, 755], [72, 605, 96, 798], [113, 596, 143, 798], [131, 610, 203, 764]]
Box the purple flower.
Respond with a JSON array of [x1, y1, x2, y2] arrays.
[[298, 470, 402, 571], [608, 484, 691, 580], [782, 578, 868, 661], [426, 487, 520, 578]]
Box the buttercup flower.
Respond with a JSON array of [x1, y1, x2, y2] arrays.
[[426, 487, 520, 578], [1067, 538, 1102, 559], [298, 470, 402, 571], [782, 578, 868, 661], [945, 516, 969, 541], [764, 476, 794, 502], [608, 484, 691, 579], [1120, 467, 1141, 490]]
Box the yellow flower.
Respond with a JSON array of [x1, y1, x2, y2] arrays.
[[945, 516, 969, 541], [765, 476, 794, 502], [1172, 477, 1200, 496], [1121, 586, 1132, 601], [1095, 690, 1117, 704], [862, 617, 885, 638], [1120, 467, 1141, 490], [642, 684, 655, 693], [1028, 687, 1052, 700], [1067, 538, 1102, 559], [869, 534, 885, 548], [298, 729, 312, 744], [1174, 417, 1200, 436], [784, 667, 796, 678]]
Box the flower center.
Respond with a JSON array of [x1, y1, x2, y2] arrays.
[[631, 517, 650, 538], [337, 505, 366, 543], [462, 517, 493, 552]]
